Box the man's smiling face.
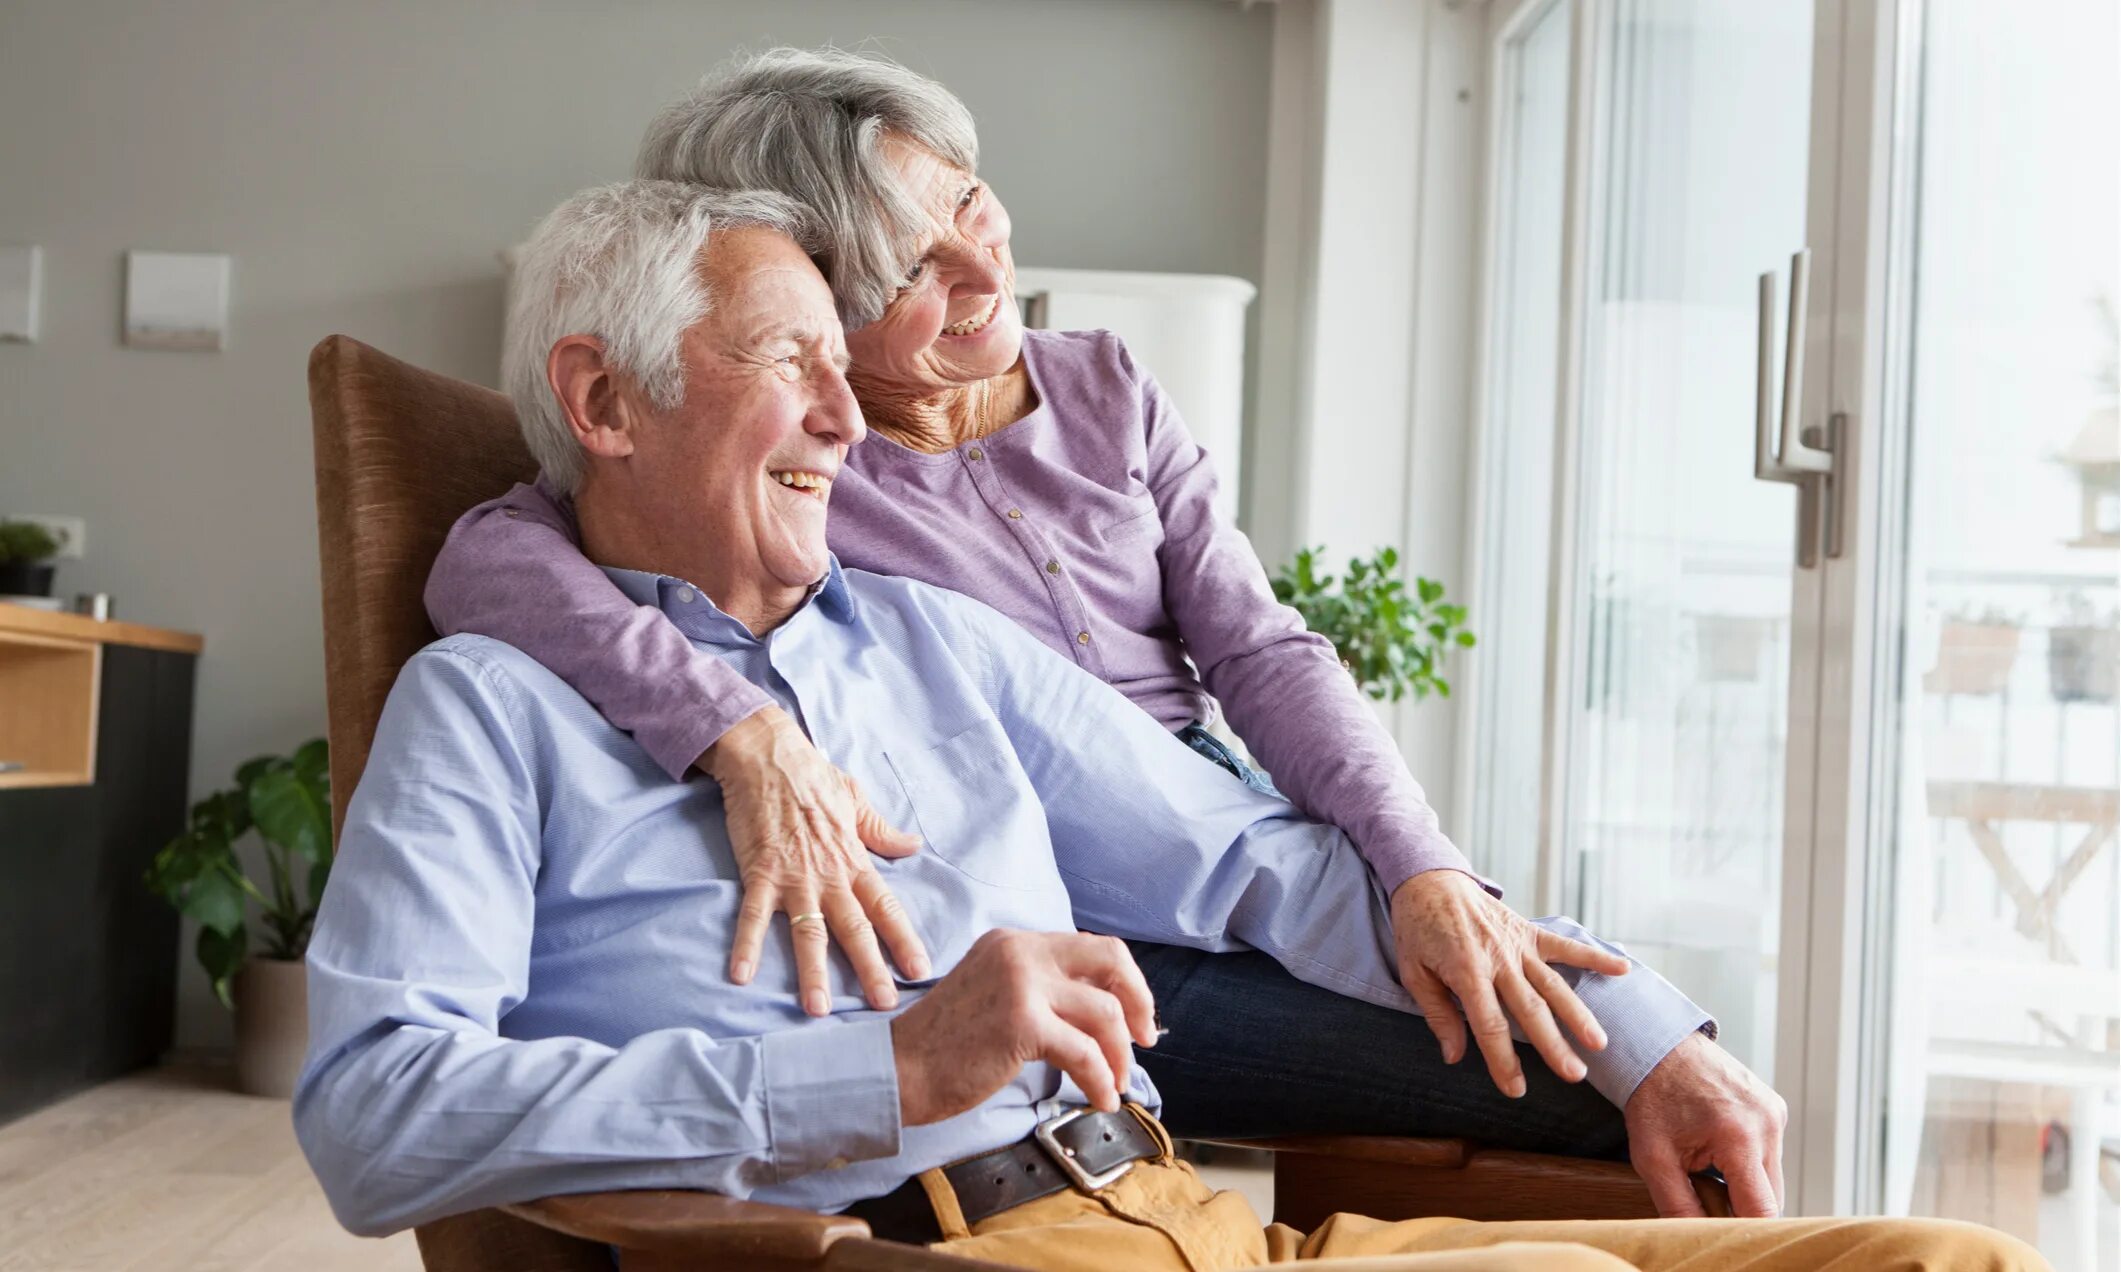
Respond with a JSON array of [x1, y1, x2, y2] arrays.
[[636, 226, 866, 596]]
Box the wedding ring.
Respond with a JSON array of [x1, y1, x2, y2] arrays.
[[788, 912, 827, 928]]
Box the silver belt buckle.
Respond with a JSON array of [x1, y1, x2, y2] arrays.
[[1033, 1107, 1135, 1193]]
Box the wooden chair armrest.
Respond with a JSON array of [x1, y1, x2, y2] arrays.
[[499, 1190, 1023, 1271], [1216, 1135, 1734, 1226], [1212, 1135, 1472, 1167], [502, 1189, 867, 1263]]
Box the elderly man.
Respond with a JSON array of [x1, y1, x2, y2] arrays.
[[295, 180, 2042, 1271]]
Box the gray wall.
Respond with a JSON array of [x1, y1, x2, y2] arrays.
[[0, 0, 1273, 1048]]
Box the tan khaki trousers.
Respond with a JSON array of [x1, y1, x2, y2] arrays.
[[915, 1114, 2048, 1272]]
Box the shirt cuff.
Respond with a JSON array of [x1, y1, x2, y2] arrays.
[[640, 689, 777, 782], [762, 1018, 901, 1183], [1364, 828, 1500, 901], [1534, 916, 1717, 1108]]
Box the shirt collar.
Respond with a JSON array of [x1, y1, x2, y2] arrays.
[[599, 555, 858, 647]]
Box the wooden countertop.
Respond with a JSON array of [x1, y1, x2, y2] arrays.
[[0, 602, 204, 655]]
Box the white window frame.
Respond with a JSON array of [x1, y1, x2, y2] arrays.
[[1456, 0, 1909, 1215]]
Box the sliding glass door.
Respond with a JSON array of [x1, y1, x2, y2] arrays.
[[1466, 1, 2119, 1260], [1468, 0, 1817, 1081], [1858, 2, 2118, 1264]]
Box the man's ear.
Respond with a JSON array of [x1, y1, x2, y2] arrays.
[[548, 335, 639, 461]]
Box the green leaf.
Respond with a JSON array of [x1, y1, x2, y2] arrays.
[[191, 789, 251, 841], [292, 737, 330, 786], [183, 866, 247, 936], [251, 768, 329, 864], [145, 826, 215, 900], [233, 754, 281, 791], [1274, 544, 1475, 702], [308, 857, 332, 908], [197, 923, 248, 1010]]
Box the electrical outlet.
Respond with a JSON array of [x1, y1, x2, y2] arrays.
[[6, 515, 86, 559]]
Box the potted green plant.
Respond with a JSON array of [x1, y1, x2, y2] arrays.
[[144, 739, 331, 1097], [1270, 545, 1476, 701], [0, 520, 67, 598], [2047, 595, 2118, 704]]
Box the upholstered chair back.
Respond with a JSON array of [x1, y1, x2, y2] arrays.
[[308, 335, 608, 1271], [307, 334, 537, 839]]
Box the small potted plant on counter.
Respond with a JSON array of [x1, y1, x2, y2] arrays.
[[144, 739, 331, 1097], [1271, 545, 1476, 702], [0, 520, 67, 600]]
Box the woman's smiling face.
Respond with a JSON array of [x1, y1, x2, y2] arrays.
[[843, 136, 1022, 401]]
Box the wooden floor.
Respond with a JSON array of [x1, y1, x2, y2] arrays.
[[0, 1065, 1275, 1270], [0, 1065, 420, 1270]]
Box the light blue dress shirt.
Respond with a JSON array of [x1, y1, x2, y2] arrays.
[[295, 560, 1710, 1236]]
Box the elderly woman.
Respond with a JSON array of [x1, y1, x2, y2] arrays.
[[428, 48, 1784, 1211]]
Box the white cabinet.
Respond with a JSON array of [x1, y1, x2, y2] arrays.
[[1014, 267, 1256, 525]]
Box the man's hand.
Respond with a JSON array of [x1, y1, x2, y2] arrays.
[[699, 708, 931, 1016], [1390, 870, 1630, 1096], [1624, 1031, 1788, 1217], [890, 930, 1159, 1127]]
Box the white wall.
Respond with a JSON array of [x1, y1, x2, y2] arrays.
[[1253, 0, 1485, 844], [0, 0, 1273, 1049]]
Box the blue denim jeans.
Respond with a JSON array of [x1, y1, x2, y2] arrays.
[[1176, 723, 1282, 797], [1135, 727, 1629, 1159]]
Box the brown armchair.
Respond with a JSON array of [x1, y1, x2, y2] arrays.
[[307, 335, 1729, 1271]]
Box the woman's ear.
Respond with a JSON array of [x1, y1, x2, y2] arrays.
[[548, 334, 638, 461]]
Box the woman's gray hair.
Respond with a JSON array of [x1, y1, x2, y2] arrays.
[[504, 179, 819, 495], [636, 47, 981, 330]]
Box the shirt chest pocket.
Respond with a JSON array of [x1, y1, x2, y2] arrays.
[[1097, 497, 1164, 547], [883, 717, 1065, 893]]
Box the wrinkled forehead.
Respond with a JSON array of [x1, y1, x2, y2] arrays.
[[696, 226, 841, 340], [880, 133, 975, 242]]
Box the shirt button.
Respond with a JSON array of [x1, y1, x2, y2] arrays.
[[1045, 560, 1061, 575], [1007, 508, 1023, 520], [504, 508, 520, 519], [675, 587, 695, 604], [968, 447, 984, 461], [1077, 631, 1091, 645]]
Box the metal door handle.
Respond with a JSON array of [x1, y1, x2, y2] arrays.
[[1754, 249, 1844, 567]]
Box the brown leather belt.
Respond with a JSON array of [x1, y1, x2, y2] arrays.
[[844, 1106, 1161, 1245]]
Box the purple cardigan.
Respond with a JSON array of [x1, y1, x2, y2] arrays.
[[425, 329, 1471, 895]]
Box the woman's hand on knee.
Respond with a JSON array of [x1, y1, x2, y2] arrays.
[[1388, 870, 1629, 1097]]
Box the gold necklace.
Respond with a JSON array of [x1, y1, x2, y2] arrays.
[[971, 378, 994, 441]]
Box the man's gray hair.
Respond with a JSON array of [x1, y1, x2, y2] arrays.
[[504, 180, 819, 495], [636, 47, 981, 330]]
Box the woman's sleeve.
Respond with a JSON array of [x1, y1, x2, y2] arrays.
[[1129, 347, 1488, 899], [421, 479, 775, 779]]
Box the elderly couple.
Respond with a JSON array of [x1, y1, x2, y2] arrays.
[[296, 48, 2037, 1272]]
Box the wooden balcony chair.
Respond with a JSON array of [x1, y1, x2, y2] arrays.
[[307, 334, 1730, 1271]]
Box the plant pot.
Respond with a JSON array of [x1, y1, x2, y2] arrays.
[[233, 956, 309, 1098], [0, 561, 55, 597], [1924, 622, 2022, 696], [2048, 625, 2119, 704]]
